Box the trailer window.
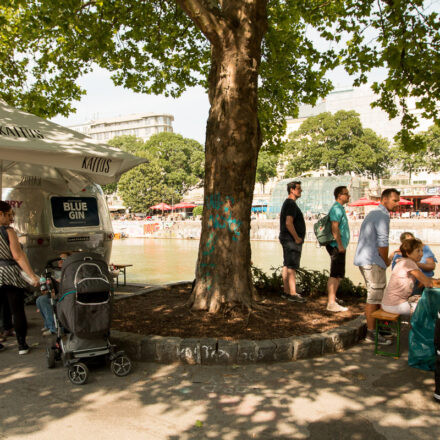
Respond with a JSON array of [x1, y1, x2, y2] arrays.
[[51, 197, 99, 228]]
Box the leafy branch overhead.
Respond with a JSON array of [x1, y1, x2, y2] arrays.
[[0, 1, 438, 150]]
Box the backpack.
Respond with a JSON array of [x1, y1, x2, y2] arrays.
[[313, 214, 334, 246]]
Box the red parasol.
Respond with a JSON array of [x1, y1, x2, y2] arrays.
[[398, 197, 413, 206], [420, 196, 440, 206], [149, 203, 172, 211], [348, 197, 380, 207], [173, 202, 197, 209]]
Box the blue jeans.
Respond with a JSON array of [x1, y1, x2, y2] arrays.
[[36, 295, 55, 333]]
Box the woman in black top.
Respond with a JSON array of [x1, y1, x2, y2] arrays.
[[0, 201, 39, 354]]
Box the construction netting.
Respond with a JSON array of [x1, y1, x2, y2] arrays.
[[267, 176, 368, 218]]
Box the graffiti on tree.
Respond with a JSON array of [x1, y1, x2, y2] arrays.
[[198, 193, 242, 291]]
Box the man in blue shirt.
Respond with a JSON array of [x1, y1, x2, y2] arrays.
[[326, 186, 351, 312], [354, 188, 400, 345]]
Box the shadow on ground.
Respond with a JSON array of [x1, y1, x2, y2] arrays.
[[0, 308, 438, 439]]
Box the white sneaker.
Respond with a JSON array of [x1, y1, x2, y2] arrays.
[[18, 344, 30, 355], [327, 302, 348, 312]]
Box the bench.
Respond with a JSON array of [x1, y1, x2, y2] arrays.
[[371, 309, 401, 358]]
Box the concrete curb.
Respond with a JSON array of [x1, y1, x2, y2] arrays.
[[111, 282, 367, 365]]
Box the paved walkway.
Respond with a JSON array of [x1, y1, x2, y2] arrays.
[[0, 305, 438, 440]]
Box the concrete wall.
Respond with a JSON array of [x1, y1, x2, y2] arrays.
[[113, 219, 440, 245]]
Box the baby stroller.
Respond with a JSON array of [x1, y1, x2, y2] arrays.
[[42, 252, 132, 385]]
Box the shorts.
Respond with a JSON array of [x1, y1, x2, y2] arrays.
[[325, 244, 346, 278], [382, 301, 416, 316], [359, 264, 386, 305], [280, 239, 302, 270]]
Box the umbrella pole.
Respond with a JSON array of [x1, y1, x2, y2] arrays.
[[0, 160, 2, 199]]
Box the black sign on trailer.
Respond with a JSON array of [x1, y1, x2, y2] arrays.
[[51, 197, 99, 228]]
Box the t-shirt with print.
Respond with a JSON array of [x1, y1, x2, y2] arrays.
[[279, 198, 305, 242], [328, 201, 350, 249], [382, 258, 419, 306]]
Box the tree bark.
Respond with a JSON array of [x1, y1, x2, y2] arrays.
[[178, 0, 268, 312]]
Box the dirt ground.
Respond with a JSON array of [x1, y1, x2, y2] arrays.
[[112, 284, 365, 340]]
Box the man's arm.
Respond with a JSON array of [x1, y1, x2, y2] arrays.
[[378, 247, 391, 267], [286, 216, 302, 244], [376, 214, 390, 266], [331, 221, 344, 252], [417, 257, 436, 272]]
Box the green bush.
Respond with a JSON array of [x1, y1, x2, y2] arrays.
[[251, 265, 366, 299], [193, 205, 203, 217]]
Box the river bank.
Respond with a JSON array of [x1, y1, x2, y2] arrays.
[[110, 238, 440, 286], [113, 218, 440, 244]]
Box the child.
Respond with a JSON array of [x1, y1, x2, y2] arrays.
[[36, 252, 70, 336]]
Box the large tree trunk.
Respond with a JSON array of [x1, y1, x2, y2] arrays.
[[179, 1, 268, 313]]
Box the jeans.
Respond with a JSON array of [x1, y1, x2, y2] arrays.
[[36, 295, 56, 333]]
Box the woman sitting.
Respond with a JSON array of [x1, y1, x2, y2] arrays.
[[382, 238, 438, 316]]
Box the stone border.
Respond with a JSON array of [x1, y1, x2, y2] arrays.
[[111, 282, 367, 365]]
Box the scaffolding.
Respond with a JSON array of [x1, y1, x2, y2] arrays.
[[267, 176, 368, 217]]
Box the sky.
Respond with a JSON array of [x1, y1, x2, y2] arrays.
[[52, 64, 375, 144], [52, 67, 211, 144]]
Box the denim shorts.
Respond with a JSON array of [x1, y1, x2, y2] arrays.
[[280, 239, 303, 270]]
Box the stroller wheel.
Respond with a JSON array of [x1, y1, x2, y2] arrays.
[[46, 347, 56, 369], [67, 363, 89, 385], [110, 355, 132, 377]]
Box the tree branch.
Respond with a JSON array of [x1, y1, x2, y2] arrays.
[[174, 0, 225, 45]]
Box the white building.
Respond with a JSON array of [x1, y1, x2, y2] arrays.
[[286, 84, 434, 141], [70, 113, 174, 142]]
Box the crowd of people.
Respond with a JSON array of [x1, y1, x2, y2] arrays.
[[1, 186, 439, 355], [278, 182, 439, 346]]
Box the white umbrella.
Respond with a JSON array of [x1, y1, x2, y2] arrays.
[[0, 99, 146, 192]]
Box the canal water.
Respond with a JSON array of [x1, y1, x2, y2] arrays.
[[110, 238, 440, 285]]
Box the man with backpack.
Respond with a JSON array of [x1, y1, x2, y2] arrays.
[[279, 181, 306, 303], [325, 186, 351, 312]]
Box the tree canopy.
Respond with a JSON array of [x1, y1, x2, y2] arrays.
[[284, 111, 390, 178], [1, 1, 438, 149], [118, 154, 179, 213], [104, 132, 204, 211], [143, 132, 205, 195], [391, 125, 440, 178], [256, 151, 279, 191]]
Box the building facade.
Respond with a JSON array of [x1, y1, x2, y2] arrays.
[[286, 84, 433, 142], [70, 113, 174, 142]]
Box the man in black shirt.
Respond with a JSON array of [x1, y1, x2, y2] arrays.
[[279, 181, 306, 303]]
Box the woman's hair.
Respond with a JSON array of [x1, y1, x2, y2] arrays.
[[0, 201, 11, 214], [399, 231, 415, 242], [400, 238, 423, 258]]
